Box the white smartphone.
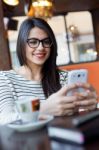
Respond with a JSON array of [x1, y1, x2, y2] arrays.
[[67, 69, 88, 95]]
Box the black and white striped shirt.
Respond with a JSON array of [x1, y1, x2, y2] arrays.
[[0, 70, 68, 124]]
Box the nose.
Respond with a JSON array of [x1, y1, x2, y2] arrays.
[[37, 41, 44, 50]]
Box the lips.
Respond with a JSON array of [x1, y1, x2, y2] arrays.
[[33, 53, 46, 59]]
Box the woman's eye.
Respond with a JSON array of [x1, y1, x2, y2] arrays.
[[30, 40, 37, 44], [44, 40, 50, 44]]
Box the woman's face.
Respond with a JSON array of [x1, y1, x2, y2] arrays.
[[26, 27, 51, 67]]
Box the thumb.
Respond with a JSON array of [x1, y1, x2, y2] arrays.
[[57, 84, 77, 96]]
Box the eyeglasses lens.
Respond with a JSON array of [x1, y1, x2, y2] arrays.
[[27, 38, 52, 48]]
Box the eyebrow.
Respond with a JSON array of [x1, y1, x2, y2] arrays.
[[27, 37, 50, 41]]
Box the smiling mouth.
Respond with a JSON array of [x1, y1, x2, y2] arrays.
[[34, 53, 46, 58]]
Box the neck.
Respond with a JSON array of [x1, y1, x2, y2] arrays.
[[25, 66, 42, 81], [16, 65, 43, 81]]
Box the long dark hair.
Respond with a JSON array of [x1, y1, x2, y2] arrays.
[[16, 17, 61, 98]]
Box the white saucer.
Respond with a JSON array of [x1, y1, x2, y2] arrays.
[[7, 115, 54, 132]]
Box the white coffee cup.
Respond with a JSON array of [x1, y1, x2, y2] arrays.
[[16, 96, 40, 123]]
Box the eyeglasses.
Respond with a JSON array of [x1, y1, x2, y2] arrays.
[[27, 37, 52, 48]]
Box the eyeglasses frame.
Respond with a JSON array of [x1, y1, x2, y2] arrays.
[[27, 37, 52, 48]]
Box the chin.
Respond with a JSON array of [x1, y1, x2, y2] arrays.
[[34, 61, 45, 66], [34, 58, 48, 65]]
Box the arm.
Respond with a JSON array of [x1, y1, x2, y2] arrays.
[[0, 72, 19, 124]]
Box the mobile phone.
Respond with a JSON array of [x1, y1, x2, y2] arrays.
[[67, 69, 88, 95]]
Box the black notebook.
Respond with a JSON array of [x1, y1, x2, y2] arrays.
[[48, 110, 99, 145]]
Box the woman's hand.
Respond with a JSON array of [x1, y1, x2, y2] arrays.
[[74, 83, 98, 112], [40, 84, 79, 116], [40, 83, 98, 116]]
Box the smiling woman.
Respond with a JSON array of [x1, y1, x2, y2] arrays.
[[0, 17, 97, 124]]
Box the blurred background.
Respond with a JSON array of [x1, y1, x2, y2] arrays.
[[0, 0, 99, 69]]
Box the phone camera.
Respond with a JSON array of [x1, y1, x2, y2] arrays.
[[78, 74, 80, 77]]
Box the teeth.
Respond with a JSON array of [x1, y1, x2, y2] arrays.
[[35, 54, 45, 57], [36, 55, 43, 56]]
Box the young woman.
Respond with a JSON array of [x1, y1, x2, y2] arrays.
[[0, 18, 97, 124]]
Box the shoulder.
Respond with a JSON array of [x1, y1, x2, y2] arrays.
[[0, 70, 13, 89], [0, 70, 19, 84], [0, 70, 10, 79], [58, 69, 68, 86], [0, 70, 15, 78]]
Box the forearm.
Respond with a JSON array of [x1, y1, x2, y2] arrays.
[[0, 80, 20, 124], [40, 101, 52, 115], [0, 98, 20, 124]]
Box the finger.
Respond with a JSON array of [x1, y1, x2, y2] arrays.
[[75, 90, 98, 100], [57, 84, 77, 96], [59, 96, 77, 104], [79, 104, 97, 111], [74, 91, 89, 100], [76, 98, 97, 106], [60, 109, 74, 116], [86, 104, 97, 111], [76, 83, 96, 92], [62, 102, 75, 109], [66, 111, 74, 116]]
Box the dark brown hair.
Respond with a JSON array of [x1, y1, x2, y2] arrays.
[[16, 17, 61, 98]]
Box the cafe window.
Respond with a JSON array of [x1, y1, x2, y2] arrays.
[[48, 16, 70, 65], [66, 11, 97, 64], [48, 11, 97, 65], [8, 16, 27, 68], [8, 11, 97, 68]]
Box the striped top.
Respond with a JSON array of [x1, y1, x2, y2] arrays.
[[0, 70, 68, 124]]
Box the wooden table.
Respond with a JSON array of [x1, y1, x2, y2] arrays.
[[0, 112, 99, 150]]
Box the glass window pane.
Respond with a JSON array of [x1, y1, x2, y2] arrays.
[[66, 11, 97, 63], [48, 16, 70, 65], [8, 16, 27, 68]]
